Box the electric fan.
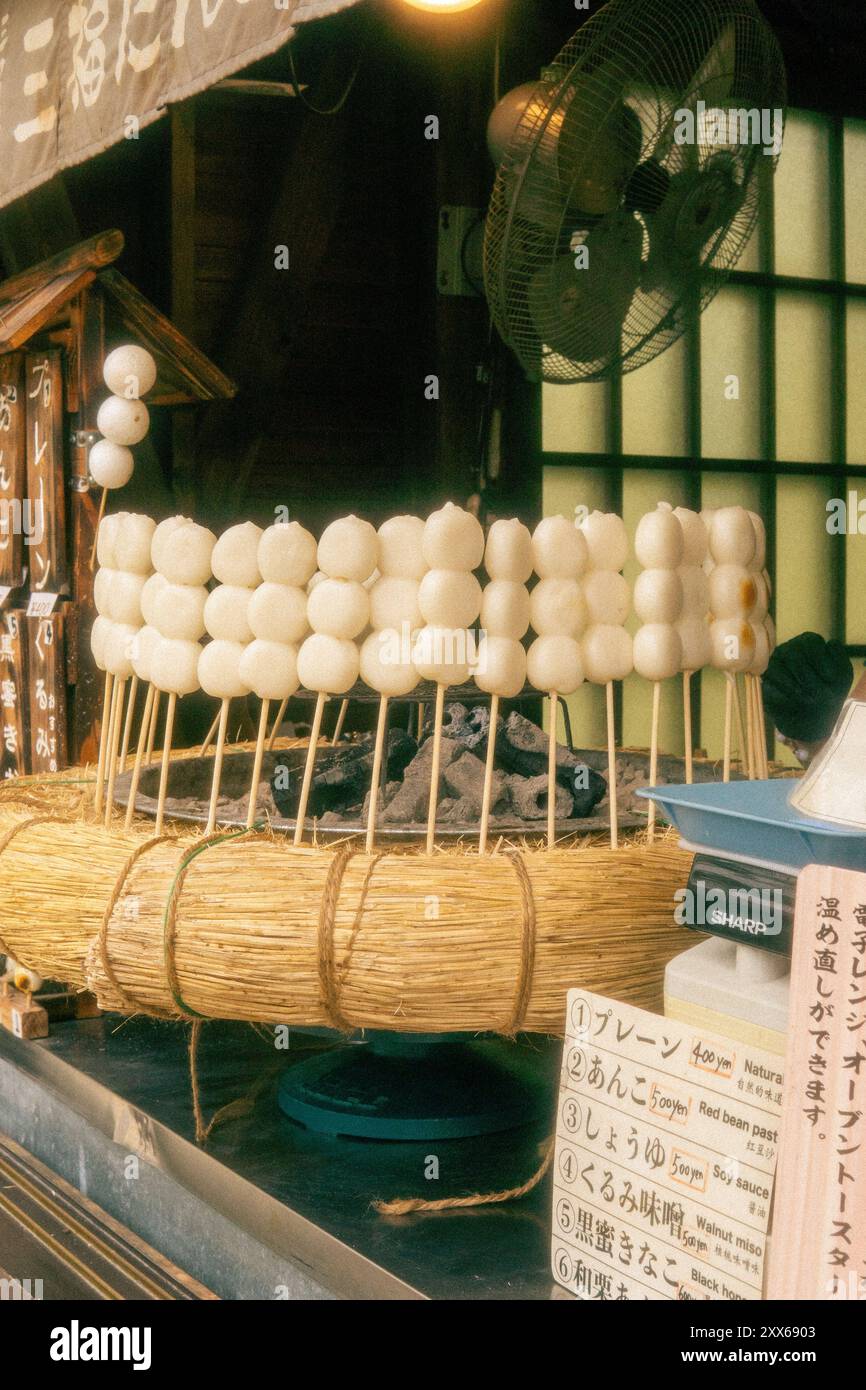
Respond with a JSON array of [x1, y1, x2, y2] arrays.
[[483, 0, 787, 383]]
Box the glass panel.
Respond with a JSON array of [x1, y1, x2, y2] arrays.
[[542, 380, 610, 453], [622, 333, 689, 456], [844, 119, 866, 283], [845, 475, 866, 645], [775, 111, 832, 279], [700, 288, 762, 459], [847, 301, 866, 466], [775, 294, 833, 463]]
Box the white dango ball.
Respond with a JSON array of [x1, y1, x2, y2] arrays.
[[529, 577, 588, 638], [480, 579, 530, 640], [676, 617, 712, 672], [412, 625, 471, 687], [110, 571, 146, 627], [673, 507, 708, 566], [418, 569, 482, 629], [484, 518, 533, 583], [203, 585, 254, 644], [531, 515, 587, 579], [93, 567, 115, 618], [158, 521, 216, 586], [527, 634, 584, 694], [364, 568, 380, 591], [257, 521, 318, 587], [140, 572, 168, 628], [239, 640, 300, 702], [709, 506, 756, 567], [581, 624, 633, 685], [248, 583, 308, 645], [96, 395, 150, 447], [635, 507, 684, 570], [298, 633, 360, 694], [318, 515, 378, 583], [678, 564, 710, 616], [710, 617, 756, 672], [90, 615, 111, 671], [103, 345, 157, 399], [96, 512, 126, 569], [131, 625, 160, 684], [151, 638, 201, 696], [89, 439, 134, 490], [104, 622, 137, 680], [474, 635, 527, 699], [749, 622, 771, 675], [709, 564, 757, 619], [151, 516, 190, 573], [579, 511, 628, 573], [307, 577, 370, 640], [212, 522, 263, 589], [748, 512, 767, 571], [116, 513, 155, 574], [634, 568, 683, 625], [152, 582, 208, 642], [369, 576, 422, 632], [198, 640, 250, 700], [633, 623, 683, 681], [751, 570, 769, 621], [359, 631, 420, 698], [583, 570, 630, 626], [423, 502, 484, 572], [764, 613, 776, 651], [377, 516, 428, 579]]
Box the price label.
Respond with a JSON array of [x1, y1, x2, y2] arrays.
[[26, 590, 58, 618]]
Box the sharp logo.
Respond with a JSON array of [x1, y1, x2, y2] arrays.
[[49, 1321, 152, 1371]]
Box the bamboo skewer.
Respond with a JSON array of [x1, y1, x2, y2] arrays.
[[425, 683, 446, 855], [756, 676, 770, 777], [124, 683, 156, 831], [154, 692, 177, 837], [199, 708, 221, 757], [731, 674, 749, 778], [266, 697, 289, 752], [478, 692, 500, 856], [93, 670, 113, 816], [246, 699, 270, 831], [745, 674, 757, 780], [683, 670, 694, 785], [294, 691, 327, 847], [606, 681, 618, 851], [723, 673, 733, 783], [103, 676, 127, 828], [331, 698, 349, 746], [647, 681, 661, 844], [365, 697, 389, 854], [118, 674, 138, 773], [205, 699, 230, 837], [145, 688, 161, 766], [547, 691, 558, 851]]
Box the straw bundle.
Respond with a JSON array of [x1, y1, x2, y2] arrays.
[[0, 773, 695, 1034]]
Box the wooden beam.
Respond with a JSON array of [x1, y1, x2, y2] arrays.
[[0, 269, 95, 350], [0, 230, 123, 306]]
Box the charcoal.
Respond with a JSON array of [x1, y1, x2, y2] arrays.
[[382, 737, 460, 823], [361, 780, 401, 822], [442, 702, 495, 752], [505, 773, 573, 821], [443, 748, 505, 817], [271, 729, 417, 818], [438, 796, 477, 824], [498, 710, 606, 811]]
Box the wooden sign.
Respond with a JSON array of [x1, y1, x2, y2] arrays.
[[25, 349, 67, 596], [0, 352, 26, 589], [26, 609, 66, 775], [553, 989, 783, 1301], [0, 609, 27, 779], [768, 864, 866, 1301]]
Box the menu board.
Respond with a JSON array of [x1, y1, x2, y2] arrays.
[[24, 350, 67, 596], [0, 609, 27, 778], [26, 609, 66, 775], [0, 352, 26, 590], [552, 990, 784, 1301]]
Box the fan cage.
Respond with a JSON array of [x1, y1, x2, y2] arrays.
[[483, 0, 788, 383]]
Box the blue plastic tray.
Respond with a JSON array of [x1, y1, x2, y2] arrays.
[[637, 779, 866, 872]]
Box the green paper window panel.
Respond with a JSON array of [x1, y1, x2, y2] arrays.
[[700, 287, 762, 460], [844, 120, 866, 283], [542, 380, 610, 453], [847, 301, 866, 466], [622, 332, 689, 456], [775, 293, 833, 464], [775, 111, 832, 280]]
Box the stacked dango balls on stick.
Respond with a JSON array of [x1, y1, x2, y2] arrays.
[[89, 347, 156, 564], [672, 506, 711, 785], [579, 511, 632, 848], [526, 515, 588, 850]]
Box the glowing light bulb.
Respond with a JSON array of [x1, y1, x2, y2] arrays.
[[403, 0, 485, 12]]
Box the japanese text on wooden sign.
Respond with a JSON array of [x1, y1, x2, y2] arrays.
[[0, 610, 27, 779], [552, 989, 784, 1301], [769, 866, 866, 1300]]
